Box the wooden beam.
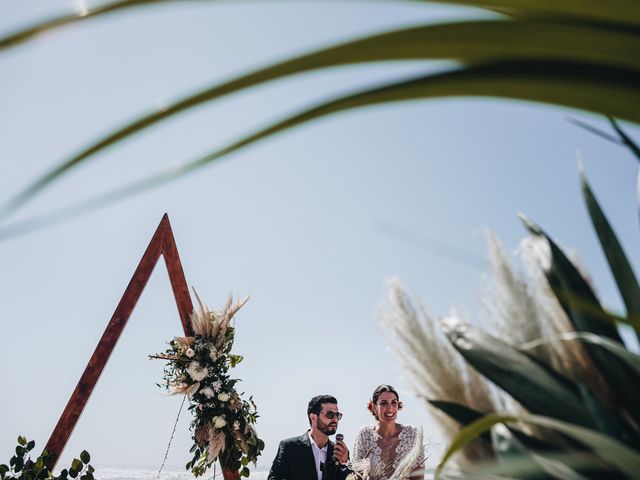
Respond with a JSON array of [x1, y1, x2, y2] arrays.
[[44, 214, 240, 480]]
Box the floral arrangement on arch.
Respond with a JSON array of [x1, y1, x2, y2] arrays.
[[151, 293, 264, 478]]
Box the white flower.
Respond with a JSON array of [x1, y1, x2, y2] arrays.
[[200, 387, 215, 399], [211, 380, 222, 393], [218, 392, 230, 402], [213, 415, 227, 428], [186, 348, 195, 358], [233, 421, 240, 431], [187, 362, 209, 382]]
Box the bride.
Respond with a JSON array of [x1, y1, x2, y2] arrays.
[[351, 385, 424, 480]]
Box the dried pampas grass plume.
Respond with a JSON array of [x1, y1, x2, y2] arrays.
[[480, 229, 555, 367], [379, 278, 496, 464], [191, 289, 213, 337], [190, 289, 250, 339]]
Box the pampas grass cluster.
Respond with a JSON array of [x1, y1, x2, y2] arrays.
[[379, 228, 612, 467]]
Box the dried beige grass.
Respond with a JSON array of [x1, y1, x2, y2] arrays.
[[480, 229, 555, 365], [380, 278, 496, 463], [190, 289, 250, 341]]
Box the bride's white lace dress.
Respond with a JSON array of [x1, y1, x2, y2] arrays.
[[351, 424, 424, 480]]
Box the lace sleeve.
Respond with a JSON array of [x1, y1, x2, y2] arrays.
[[352, 426, 370, 462], [406, 425, 426, 469]]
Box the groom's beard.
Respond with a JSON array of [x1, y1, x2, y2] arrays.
[[317, 417, 338, 436]]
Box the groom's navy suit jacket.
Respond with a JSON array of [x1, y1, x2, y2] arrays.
[[268, 431, 350, 480]]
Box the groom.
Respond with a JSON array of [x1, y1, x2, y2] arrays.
[[268, 394, 351, 480]]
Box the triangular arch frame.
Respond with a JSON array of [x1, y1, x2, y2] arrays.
[[44, 214, 240, 480]]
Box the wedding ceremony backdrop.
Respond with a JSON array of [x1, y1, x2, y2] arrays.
[[1, 0, 639, 477], [42, 214, 242, 479]]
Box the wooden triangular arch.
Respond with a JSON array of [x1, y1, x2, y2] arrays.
[[44, 214, 240, 480]]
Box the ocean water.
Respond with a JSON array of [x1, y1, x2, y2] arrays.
[[93, 466, 269, 479]]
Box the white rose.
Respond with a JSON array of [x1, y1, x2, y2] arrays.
[[211, 380, 222, 393], [187, 362, 208, 382], [186, 348, 195, 358], [217, 392, 230, 402], [213, 415, 227, 428], [200, 387, 215, 398]]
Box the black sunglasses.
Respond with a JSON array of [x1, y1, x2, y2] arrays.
[[320, 410, 343, 420]]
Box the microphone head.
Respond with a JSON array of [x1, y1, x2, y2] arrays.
[[335, 433, 344, 442]]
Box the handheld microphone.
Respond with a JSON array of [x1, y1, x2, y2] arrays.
[[334, 433, 344, 466]]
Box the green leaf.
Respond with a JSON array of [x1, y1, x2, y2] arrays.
[[521, 331, 640, 444], [609, 117, 640, 162], [440, 317, 595, 427], [2, 59, 640, 240], [428, 399, 486, 425], [26, 440, 35, 452], [2, 14, 640, 223], [436, 413, 640, 478], [579, 385, 640, 446], [580, 163, 640, 343], [17, 437, 27, 447], [71, 459, 82, 471], [520, 215, 640, 424], [520, 331, 640, 379], [489, 426, 552, 479], [520, 214, 623, 341], [2, 0, 640, 53], [429, 399, 554, 451], [80, 451, 90, 464], [434, 0, 640, 26]]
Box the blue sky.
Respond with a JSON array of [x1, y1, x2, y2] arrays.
[[1, 0, 639, 473]]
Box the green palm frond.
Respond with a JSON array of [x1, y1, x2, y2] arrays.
[[580, 164, 640, 344], [1, 58, 639, 232], [2, 0, 639, 52], [0, 0, 639, 224], [436, 413, 640, 478]]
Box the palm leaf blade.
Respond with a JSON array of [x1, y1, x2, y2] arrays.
[[580, 165, 640, 345], [2, 60, 639, 237], [437, 414, 640, 478]]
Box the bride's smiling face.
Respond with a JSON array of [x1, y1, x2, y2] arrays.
[[375, 391, 400, 423]]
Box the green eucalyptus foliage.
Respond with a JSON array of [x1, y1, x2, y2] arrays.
[[0, 437, 94, 480]]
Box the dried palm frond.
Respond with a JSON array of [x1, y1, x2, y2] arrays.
[[167, 381, 200, 397], [174, 336, 195, 348], [195, 425, 210, 445], [207, 429, 226, 462]]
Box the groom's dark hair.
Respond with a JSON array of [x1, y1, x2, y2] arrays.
[[307, 394, 338, 424]]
